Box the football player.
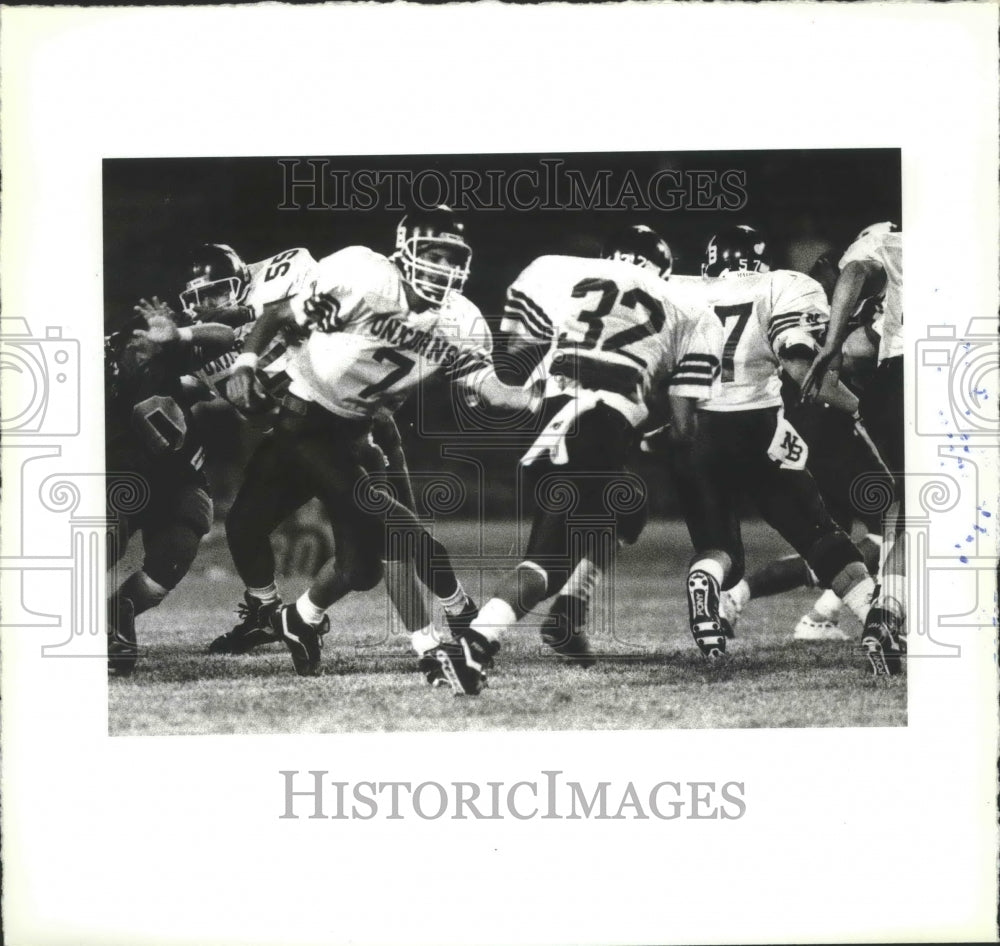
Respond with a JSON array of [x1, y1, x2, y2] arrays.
[[662, 225, 877, 663], [176, 243, 443, 657], [468, 224, 724, 664], [720, 246, 891, 641], [802, 222, 905, 676], [224, 206, 536, 691], [105, 299, 236, 675]]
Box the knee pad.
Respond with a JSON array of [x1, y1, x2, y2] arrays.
[[805, 530, 864, 588]]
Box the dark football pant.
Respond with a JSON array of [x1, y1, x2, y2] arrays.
[[782, 393, 891, 535], [108, 480, 212, 591], [860, 356, 904, 478], [672, 407, 863, 591], [227, 403, 388, 593], [522, 399, 643, 598], [226, 400, 457, 599]]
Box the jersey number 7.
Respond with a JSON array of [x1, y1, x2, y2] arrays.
[[713, 303, 753, 382], [358, 347, 415, 399]]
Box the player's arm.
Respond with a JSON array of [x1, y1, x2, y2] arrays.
[[801, 259, 884, 401], [456, 360, 540, 412], [782, 349, 859, 414], [223, 301, 293, 410]]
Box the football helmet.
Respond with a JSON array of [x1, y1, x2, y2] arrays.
[[603, 224, 673, 279], [854, 221, 900, 241], [394, 205, 472, 305], [179, 244, 250, 313], [703, 225, 771, 277]]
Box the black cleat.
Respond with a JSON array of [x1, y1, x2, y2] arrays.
[[686, 569, 729, 663], [108, 596, 138, 677], [209, 592, 282, 655], [272, 603, 327, 677], [540, 597, 596, 668], [445, 600, 480, 639], [861, 606, 906, 677], [423, 629, 499, 696]]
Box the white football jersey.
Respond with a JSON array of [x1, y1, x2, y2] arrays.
[[670, 270, 829, 412], [840, 228, 902, 363], [501, 255, 723, 427], [285, 246, 492, 419], [192, 246, 317, 401]]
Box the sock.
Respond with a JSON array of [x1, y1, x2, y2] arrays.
[[747, 555, 813, 599], [809, 588, 842, 622], [247, 582, 279, 605], [877, 572, 907, 621], [469, 598, 515, 644], [295, 591, 327, 626], [410, 624, 443, 656], [841, 576, 877, 625], [438, 582, 471, 616], [690, 557, 725, 586]]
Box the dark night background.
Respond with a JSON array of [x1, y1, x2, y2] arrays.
[[104, 150, 901, 518]]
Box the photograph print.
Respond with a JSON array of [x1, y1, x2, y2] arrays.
[[103, 149, 905, 735]]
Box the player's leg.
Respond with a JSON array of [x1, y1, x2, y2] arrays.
[[366, 413, 434, 641], [471, 402, 631, 653], [751, 435, 880, 669], [670, 410, 741, 662], [213, 430, 314, 654], [106, 511, 138, 675], [859, 355, 906, 675], [540, 468, 648, 666], [110, 485, 212, 674]]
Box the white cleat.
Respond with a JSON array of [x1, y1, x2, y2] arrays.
[[720, 580, 749, 630], [794, 615, 850, 641], [720, 591, 742, 629]]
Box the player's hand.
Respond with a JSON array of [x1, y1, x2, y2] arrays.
[[800, 347, 838, 403], [225, 365, 265, 412], [134, 313, 180, 346], [134, 296, 179, 325]]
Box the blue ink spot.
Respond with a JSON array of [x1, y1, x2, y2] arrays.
[[960, 556, 969, 564], [966, 535, 974, 543], [982, 510, 992, 518], [954, 543, 962, 549], [975, 526, 987, 534]]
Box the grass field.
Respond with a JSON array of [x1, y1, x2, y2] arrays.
[[109, 520, 906, 735]]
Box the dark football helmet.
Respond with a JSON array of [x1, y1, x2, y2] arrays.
[[394, 205, 472, 305], [179, 244, 250, 313], [603, 224, 673, 279], [703, 225, 771, 277]]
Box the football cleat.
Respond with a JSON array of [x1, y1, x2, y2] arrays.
[[720, 581, 749, 631], [539, 597, 596, 668], [861, 606, 907, 677], [208, 592, 282, 654], [445, 600, 480, 639], [686, 569, 733, 662], [423, 629, 499, 696], [108, 596, 138, 677], [794, 615, 850, 641], [271, 603, 328, 677]]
